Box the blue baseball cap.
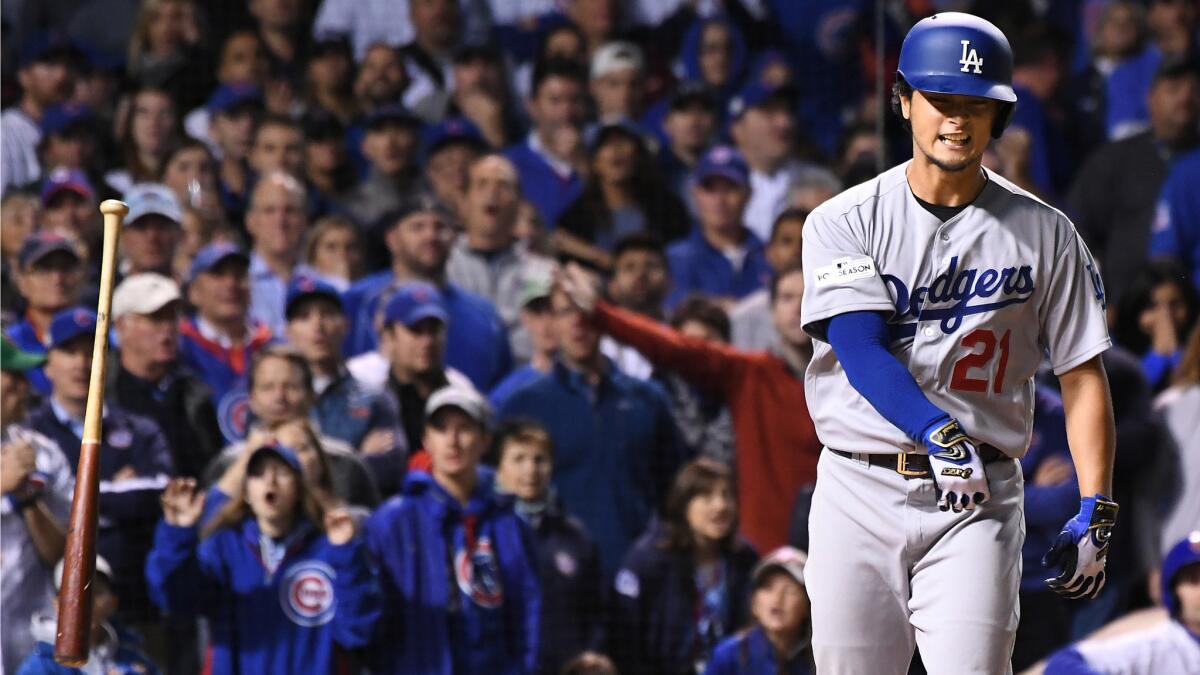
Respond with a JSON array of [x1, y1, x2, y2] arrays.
[[19, 33, 82, 68], [365, 104, 422, 131], [694, 145, 750, 188], [18, 231, 81, 269], [207, 83, 263, 115], [125, 183, 183, 225], [384, 282, 449, 328], [285, 274, 343, 319], [584, 118, 652, 154], [727, 81, 794, 119], [41, 103, 95, 137], [423, 117, 487, 156], [188, 242, 249, 282], [247, 441, 304, 476], [41, 167, 95, 204], [1162, 531, 1200, 618], [48, 307, 98, 350]]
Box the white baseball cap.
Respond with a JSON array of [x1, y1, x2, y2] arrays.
[[54, 554, 114, 592], [124, 183, 183, 225], [752, 546, 807, 587], [591, 41, 644, 80], [425, 385, 491, 426], [112, 273, 182, 320]]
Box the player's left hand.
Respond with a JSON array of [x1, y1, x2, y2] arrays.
[[1043, 495, 1118, 600], [923, 418, 991, 512]]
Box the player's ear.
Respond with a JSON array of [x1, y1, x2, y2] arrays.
[[900, 93, 911, 121]]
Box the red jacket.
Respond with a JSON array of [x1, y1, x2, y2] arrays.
[[594, 301, 821, 552]]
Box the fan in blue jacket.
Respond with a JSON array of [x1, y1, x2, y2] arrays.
[[706, 547, 815, 675], [145, 443, 380, 675], [365, 385, 541, 675], [609, 459, 758, 675]]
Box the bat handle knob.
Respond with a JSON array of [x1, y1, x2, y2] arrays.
[[99, 200, 129, 218]]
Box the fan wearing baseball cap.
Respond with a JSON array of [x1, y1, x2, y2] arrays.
[[147, 443, 381, 675], [24, 307, 175, 633], [283, 274, 406, 495], [178, 242, 275, 408], [0, 337, 76, 675], [0, 32, 80, 193], [41, 167, 101, 256], [4, 230, 88, 395], [16, 554, 158, 675], [110, 273, 224, 480], [120, 183, 184, 278], [365, 384, 541, 674], [665, 145, 773, 308], [706, 547, 815, 674], [372, 281, 475, 456]]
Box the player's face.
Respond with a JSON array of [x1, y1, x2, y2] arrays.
[[424, 408, 486, 481], [285, 298, 346, 364], [904, 90, 997, 173], [496, 440, 553, 501], [249, 356, 312, 425], [771, 271, 810, 349], [685, 479, 737, 545], [245, 455, 301, 525], [1174, 564, 1200, 633], [751, 572, 810, 636]]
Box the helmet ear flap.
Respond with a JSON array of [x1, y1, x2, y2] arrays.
[[992, 101, 1016, 139]]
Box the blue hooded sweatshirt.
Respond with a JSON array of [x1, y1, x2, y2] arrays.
[[145, 517, 381, 675], [365, 471, 541, 674]]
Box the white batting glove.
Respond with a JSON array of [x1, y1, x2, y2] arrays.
[[922, 418, 991, 512], [1043, 495, 1118, 600]]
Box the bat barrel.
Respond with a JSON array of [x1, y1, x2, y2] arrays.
[[54, 200, 127, 666]]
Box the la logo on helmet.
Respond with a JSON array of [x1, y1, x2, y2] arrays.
[[959, 40, 983, 74]]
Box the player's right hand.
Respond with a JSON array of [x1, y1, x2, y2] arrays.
[[923, 418, 991, 512]]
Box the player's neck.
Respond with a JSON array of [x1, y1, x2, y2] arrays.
[[906, 158, 986, 207]]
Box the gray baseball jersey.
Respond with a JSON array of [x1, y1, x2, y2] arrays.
[[800, 162, 1110, 457]]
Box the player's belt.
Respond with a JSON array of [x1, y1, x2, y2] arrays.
[[829, 445, 1009, 479]]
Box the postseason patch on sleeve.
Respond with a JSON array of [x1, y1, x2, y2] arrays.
[[814, 256, 877, 287]]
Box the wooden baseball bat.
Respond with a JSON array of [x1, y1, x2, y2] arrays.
[[54, 199, 127, 666]]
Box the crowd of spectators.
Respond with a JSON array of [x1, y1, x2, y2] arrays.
[[1, 0, 1199, 674]]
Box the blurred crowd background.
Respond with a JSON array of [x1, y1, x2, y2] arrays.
[[1, 0, 1199, 674]]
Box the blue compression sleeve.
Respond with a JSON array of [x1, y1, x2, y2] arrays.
[[826, 311, 951, 442]]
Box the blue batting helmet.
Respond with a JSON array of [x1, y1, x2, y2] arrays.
[[1161, 531, 1200, 619], [896, 12, 1017, 138]]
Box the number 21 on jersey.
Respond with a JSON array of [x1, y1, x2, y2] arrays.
[[950, 328, 1011, 394]]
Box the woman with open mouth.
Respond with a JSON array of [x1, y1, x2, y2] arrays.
[[146, 442, 381, 675]]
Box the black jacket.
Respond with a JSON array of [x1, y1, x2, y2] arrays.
[[609, 524, 758, 675], [525, 502, 606, 673], [107, 358, 224, 480]]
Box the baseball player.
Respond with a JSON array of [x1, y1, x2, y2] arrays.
[[800, 13, 1117, 675]]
